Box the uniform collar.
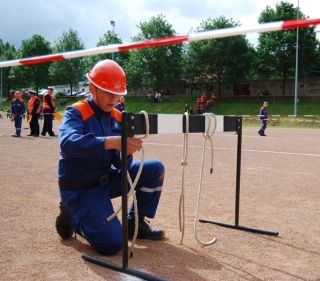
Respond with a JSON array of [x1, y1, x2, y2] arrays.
[[86, 95, 110, 116]]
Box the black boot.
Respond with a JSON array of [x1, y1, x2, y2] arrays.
[[128, 216, 164, 240], [55, 202, 73, 239]]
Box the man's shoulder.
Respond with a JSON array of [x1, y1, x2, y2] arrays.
[[70, 100, 94, 121]]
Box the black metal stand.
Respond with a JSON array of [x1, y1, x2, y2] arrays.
[[199, 116, 279, 236], [82, 112, 168, 281]]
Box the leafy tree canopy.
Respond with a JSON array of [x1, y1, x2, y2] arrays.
[[10, 35, 51, 91], [257, 1, 318, 95], [125, 14, 183, 89], [49, 28, 85, 93], [185, 16, 253, 96]]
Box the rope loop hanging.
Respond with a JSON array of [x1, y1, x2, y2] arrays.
[[194, 113, 217, 246]]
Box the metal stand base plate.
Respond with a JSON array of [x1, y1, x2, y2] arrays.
[[199, 219, 279, 236]]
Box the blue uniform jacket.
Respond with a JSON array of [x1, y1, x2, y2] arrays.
[[115, 102, 125, 112], [11, 99, 25, 117], [58, 96, 128, 182], [259, 107, 268, 120]]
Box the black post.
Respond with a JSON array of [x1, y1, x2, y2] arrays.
[[235, 116, 242, 226], [199, 116, 279, 236]]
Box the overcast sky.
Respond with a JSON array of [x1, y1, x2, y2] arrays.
[[0, 0, 319, 51]]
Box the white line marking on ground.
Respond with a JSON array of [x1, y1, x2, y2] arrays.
[[214, 133, 320, 141], [144, 142, 320, 157]]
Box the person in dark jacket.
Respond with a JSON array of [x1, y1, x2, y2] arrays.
[[56, 59, 165, 255], [115, 95, 126, 112], [11, 91, 25, 137], [258, 101, 269, 136], [41, 86, 56, 136]]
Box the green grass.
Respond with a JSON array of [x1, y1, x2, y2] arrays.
[[2, 95, 319, 128]]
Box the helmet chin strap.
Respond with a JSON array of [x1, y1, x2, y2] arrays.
[[94, 86, 103, 111]]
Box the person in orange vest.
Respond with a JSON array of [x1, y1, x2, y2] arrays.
[[27, 89, 41, 137], [196, 97, 201, 113], [199, 96, 205, 113], [41, 86, 57, 136]]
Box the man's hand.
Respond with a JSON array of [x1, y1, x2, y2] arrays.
[[104, 136, 142, 155]]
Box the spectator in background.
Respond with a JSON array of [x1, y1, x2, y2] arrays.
[[206, 93, 217, 108], [41, 86, 57, 136], [154, 90, 160, 103], [115, 96, 126, 112], [11, 91, 25, 137], [27, 90, 41, 137], [196, 95, 205, 113], [258, 101, 269, 136]]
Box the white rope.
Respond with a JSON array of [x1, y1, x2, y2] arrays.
[[194, 113, 217, 246], [106, 110, 149, 257], [179, 111, 189, 245], [128, 110, 149, 256]]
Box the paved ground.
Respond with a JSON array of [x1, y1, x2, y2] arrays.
[[0, 118, 319, 281]]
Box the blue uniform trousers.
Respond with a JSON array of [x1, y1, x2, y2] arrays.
[[14, 117, 22, 135], [60, 159, 164, 255], [259, 119, 267, 134]]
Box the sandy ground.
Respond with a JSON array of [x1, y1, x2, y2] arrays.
[[0, 117, 319, 281]]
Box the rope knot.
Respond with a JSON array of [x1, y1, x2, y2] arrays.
[[181, 160, 188, 166]]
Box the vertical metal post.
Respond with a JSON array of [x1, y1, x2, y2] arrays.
[[0, 68, 3, 110], [294, 0, 300, 116], [121, 112, 128, 269], [110, 20, 115, 60], [199, 115, 278, 236], [235, 116, 242, 226]]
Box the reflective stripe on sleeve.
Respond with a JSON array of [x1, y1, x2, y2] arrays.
[[139, 186, 162, 193]]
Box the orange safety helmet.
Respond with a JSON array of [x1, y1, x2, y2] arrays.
[[86, 59, 127, 96]]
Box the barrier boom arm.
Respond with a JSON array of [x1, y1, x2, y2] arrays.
[[0, 18, 320, 68]]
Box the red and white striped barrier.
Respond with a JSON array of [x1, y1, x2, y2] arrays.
[[0, 18, 319, 68]]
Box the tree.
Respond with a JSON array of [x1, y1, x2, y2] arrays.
[[49, 28, 85, 94], [85, 30, 129, 74], [185, 16, 253, 97], [256, 1, 318, 95], [0, 40, 16, 97], [125, 15, 183, 90], [10, 35, 51, 92]]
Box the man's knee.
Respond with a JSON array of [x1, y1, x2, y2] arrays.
[[153, 160, 165, 179], [159, 169, 165, 181], [83, 219, 123, 255], [90, 232, 123, 255]]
